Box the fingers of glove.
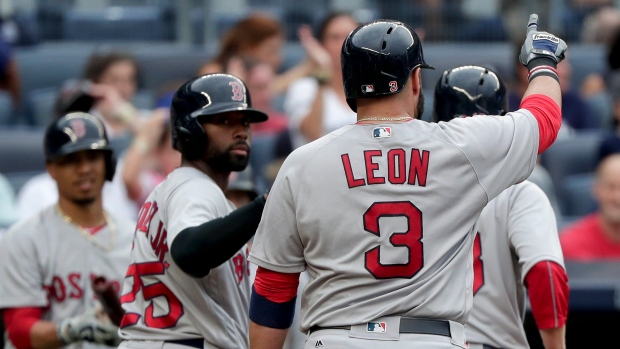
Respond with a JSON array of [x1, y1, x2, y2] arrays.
[[527, 13, 539, 33], [58, 311, 120, 344]]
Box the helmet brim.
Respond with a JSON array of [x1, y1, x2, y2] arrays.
[[192, 105, 269, 123]]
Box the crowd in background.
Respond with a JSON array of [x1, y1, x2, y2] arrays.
[[0, 1, 620, 259]]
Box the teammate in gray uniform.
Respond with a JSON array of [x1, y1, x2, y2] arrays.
[[248, 16, 567, 349], [432, 65, 569, 349], [0, 112, 134, 349], [118, 74, 268, 349]]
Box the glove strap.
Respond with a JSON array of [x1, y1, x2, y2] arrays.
[[56, 319, 75, 345]]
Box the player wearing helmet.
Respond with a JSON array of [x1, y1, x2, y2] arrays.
[[249, 15, 568, 349], [0, 112, 134, 349], [432, 65, 568, 349], [117, 74, 268, 349]]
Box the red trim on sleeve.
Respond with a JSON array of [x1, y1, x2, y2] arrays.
[[3, 307, 44, 349], [524, 261, 569, 329], [519, 94, 562, 154], [253, 267, 300, 303]]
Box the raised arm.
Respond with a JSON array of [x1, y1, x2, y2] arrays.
[[518, 14, 568, 154]]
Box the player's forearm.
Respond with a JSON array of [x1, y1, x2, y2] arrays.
[[272, 60, 313, 95], [249, 320, 289, 349], [522, 73, 561, 108], [30, 321, 64, 349], [171, 195, 266, 277], [539, 326, 566, 349]]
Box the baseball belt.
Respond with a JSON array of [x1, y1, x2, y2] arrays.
[[164, 338, 204, 348], [309, 318, 451, 337]]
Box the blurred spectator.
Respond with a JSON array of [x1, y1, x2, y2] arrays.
[[560, 154, 620, 261], [82, 51, 145, 139], [509, 45, 598, 131], [121, 108, 180, 206], [0, 172, 18, 234], [580, 7, 620, 44], [283, 12, 359, 149], [197, 13, 328, 95], [225, 57, 288, 137], [597, 72, 620, 163], [0, 36, 19, 109]]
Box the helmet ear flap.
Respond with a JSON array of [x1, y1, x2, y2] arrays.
[[175, 122, 205, 160], [105, 152, 116, 181]]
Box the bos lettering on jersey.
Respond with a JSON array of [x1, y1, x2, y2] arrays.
[[44, 273, 121, 303], [341, 148, 430, 188]]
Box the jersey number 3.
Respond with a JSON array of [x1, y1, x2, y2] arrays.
[[364, 201, 423, 279]]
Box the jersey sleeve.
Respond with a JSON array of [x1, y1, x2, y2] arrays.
[[507, 181, 565, 280], [435, 110, 539, 201], [248, 158, 305, 273], [0, 228, 48, 308], [164, 178, 224, 245]]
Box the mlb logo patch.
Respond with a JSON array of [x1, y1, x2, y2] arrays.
[[373, 127, 391, 138], [361, 85, 374, 93], [367, 322, 387, 333]]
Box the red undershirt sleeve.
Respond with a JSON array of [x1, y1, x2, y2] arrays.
[[524, 261, 569, 329], [519, 94, 562, 154], [3, 307, 44, 349]]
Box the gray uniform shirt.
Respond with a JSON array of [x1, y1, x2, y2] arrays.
[[0, 206, 134, 349], [119, 167, 251, 349], [249, 110, 540, 332], [466, 181, 565, 348]]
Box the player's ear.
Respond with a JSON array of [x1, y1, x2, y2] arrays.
[[412, 68, 422, 95]]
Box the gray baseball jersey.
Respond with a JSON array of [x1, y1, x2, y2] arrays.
[[0, 205, 134, 349], [466, 181, 564, 348], [249, 110, 539, 332], [119, 167, 251, 349]]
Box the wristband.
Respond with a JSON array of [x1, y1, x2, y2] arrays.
[[528, 65, 559, 83]]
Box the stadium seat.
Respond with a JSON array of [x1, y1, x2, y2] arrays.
[[62, 7, 173, 42], [560, 173, 597, 218], [136, 48, 214, 91], [540, 131, 602, 188], [25, 87, 58, 127], [0, 127, 46, 174], [0, 91, 14, 126]]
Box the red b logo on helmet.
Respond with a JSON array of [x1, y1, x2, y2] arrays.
[[70, 119, 86, 139], [229, 81, 244, 102]]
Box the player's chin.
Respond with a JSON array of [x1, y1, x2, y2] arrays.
[[228, 156, 249, 172]]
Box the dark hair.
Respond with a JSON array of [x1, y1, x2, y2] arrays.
[[212, 13, 283, 67], [82, 51, 138, 83], [316, 12, 356, 42]]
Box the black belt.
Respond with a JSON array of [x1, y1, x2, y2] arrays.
[[309, 318, 451, 337], [165, 339, 204, 349]]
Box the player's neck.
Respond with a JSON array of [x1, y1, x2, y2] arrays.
[[356, 98, 414, 122], [183, 159, 229, 192], [57, 197, 105, 227]]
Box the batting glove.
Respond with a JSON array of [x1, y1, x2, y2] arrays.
[[519, 14, 567, 68], [56, 309, 121, 347]]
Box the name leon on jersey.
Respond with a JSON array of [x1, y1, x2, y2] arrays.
[[341, 148, 430, 188]]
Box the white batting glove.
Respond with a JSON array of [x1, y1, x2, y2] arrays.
[[56, 309, 121, 347]]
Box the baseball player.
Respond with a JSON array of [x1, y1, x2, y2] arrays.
[[432, 65, 569, 349], [117, 74, 268, 349], [248, 16, 567, 349], [0, 112, 135, 349]]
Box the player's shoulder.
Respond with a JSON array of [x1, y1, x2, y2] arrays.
[[1, 206, 54, 243], [160, 167, 219, 193], [509, 180, 549, 202]]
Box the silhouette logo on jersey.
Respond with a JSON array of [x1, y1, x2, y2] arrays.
[[373, 127, 391, 139], [366, 322, 386, 333], [314, 339, 324, 347]]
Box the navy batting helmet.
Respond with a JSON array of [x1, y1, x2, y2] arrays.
[[44, 112, 116, 181], [170, 73, 268, 160], [342, 20, 434, 112], [432, 65, 507, 123]]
